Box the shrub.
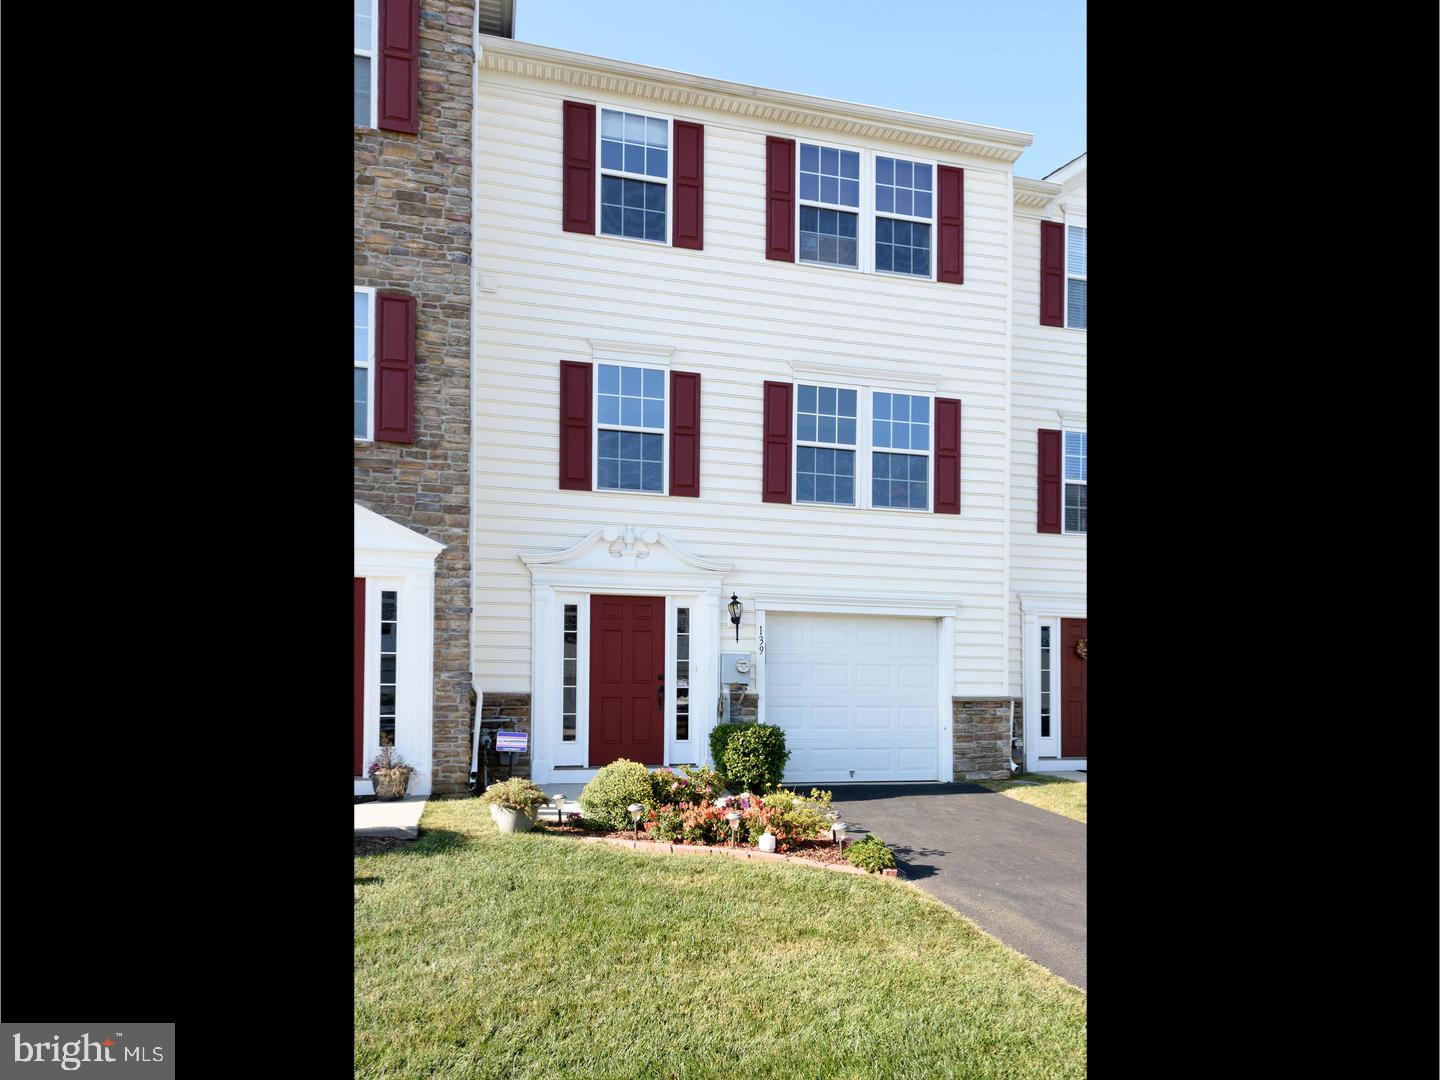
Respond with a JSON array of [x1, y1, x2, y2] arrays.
[[845, 834, 897, 874], [578, 759, 656, 830], [746, 787, 832, 850], [708, 723, 751, 781], [721, 725, 791, 794], [680, 801, 751, 846], [651, 764, 724, 807], [644, 804, 688, 843], [480, 778, 549, 813]]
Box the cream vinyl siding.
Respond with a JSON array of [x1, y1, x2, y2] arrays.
[[471, 69, 1017, 697], [1008, 173, 1087, 695]]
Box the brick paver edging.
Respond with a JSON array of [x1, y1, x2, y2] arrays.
[[573, 834, 900, 878]]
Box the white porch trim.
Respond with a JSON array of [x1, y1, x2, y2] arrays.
[[355, 504, 445, 797], [520, 525, 732, 786], [1018, 590, 1086, 775]]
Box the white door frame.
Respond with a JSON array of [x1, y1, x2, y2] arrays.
[[355, 504, 445, 796], [1019, 591, 1086, 773], [752, 593, 958, 783], [520, 526, 732, 786]]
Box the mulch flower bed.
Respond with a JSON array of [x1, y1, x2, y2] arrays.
[[539, 819, 859, 868]]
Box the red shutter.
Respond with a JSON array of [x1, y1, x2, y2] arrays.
[[1037, 428, 1062, 533], [936, 166, 965, 284], [354, 577, 365, 776], [761, 381, 793, 503], [1040, 220, 1065, 326], [673, 121, 704, 250], [374, 292, 416, 444], [765, 137, 796, 262], [562, 101, 596, 234], [669, 371, 701, 497], [934, 398, 961, 514], [559, 361, 593, 490], [377, 0, 419, 134]]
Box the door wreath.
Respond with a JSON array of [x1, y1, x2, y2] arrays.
[[1075, 638, 1086, 660]]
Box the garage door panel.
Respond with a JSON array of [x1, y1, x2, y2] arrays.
[[768, 613, 940, 784], [898, 705, 935, 730]]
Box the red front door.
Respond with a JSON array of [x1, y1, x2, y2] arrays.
[[355, 578, 366, 776], [1061, 617, 1087, 758], [590, 595, 665, 767]]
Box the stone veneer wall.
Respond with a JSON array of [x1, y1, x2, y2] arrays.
[[355, 0, 475, 794], [727, 688, 758, 723], [478, 692, 532, 781], [952, 699, 1021, 781]]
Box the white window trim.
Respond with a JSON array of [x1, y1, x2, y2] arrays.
[[1061, 428, 1086, 536], [354, 0, 378, 129], [1065, 221, 1087, 331], [354, 286, 375, 442], [592, 358, 669, 497], [793, 142, 941, 283], [791, 380, 934, 513], [595, 103, 674, 247], [673, 603, 693, 746]]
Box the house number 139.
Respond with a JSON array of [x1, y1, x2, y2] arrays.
[[757, 627, 764, 654]]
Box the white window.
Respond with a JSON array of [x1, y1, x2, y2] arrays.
[[354, 287, 374, 441], [354, 0, 376, 128], [793, 383, 932, 512], [1063, 430, 1086, 534], [871, 392, 930, 509], [599, 109, 670, 243], [795, 384, 858, 505], [1066, 225, 1087, 329], [675, 608, 690, 742], [798, 143, 861, 268], [1039, 625, 1052, 738], [595, 361, 666, 493], [379, 590, 398, 746], [874, 156, 933, 278], [562, 605, 578, 741], [793, 146, 941, 281]]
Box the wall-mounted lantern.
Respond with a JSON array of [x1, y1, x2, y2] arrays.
[[728, 594, 742, 642]]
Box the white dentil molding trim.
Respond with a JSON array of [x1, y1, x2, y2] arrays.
[[476, 36, 1034, 163], [1013, 177, 1062, 208]]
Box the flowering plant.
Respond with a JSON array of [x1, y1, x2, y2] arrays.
[[651, 764, 723, 807], [742, 787, 831, 851], [1075, 638, 1087, 661]]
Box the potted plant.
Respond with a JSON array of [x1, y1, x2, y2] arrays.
[[368, 747, 414, 800], [480, 778, 550, 833]]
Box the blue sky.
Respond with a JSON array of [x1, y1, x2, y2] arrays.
[[513, 0, 1085, 178]]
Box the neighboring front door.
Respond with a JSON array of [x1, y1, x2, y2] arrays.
[[354, 577, 366, 776], [590, 595, 665, 767], [1060, 617, 1087, 757]]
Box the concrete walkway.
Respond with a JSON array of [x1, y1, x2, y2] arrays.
[[829, 783, 1087, 989], [354, 795, 426, 839]]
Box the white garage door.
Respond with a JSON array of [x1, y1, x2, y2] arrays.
[[765, 612, 940, 783]]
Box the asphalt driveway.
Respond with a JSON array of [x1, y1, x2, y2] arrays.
[[830, 783, 1087, 989]]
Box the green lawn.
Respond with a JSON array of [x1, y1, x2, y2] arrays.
[[355, 797, 1086, 1079], [975, 774, 1087, 824]]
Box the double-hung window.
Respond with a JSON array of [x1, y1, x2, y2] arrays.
[[354, 0, 376, 127], [599, 109, 670, 243], [795, 384, 858, 505], [793, 384, 932, 511], [874, 156, 933, 277], [354, 288, 374, 440], [798, 143, 861, 268], [596, 362, 666, 493], [1066, 226, 1087, 329], [871, 392, 930, 509], [1063, 431, 1086, 533]]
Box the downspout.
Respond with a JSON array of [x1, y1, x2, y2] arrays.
[[1008, 699, 1019, 773], [468, 682, 484, 793]]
